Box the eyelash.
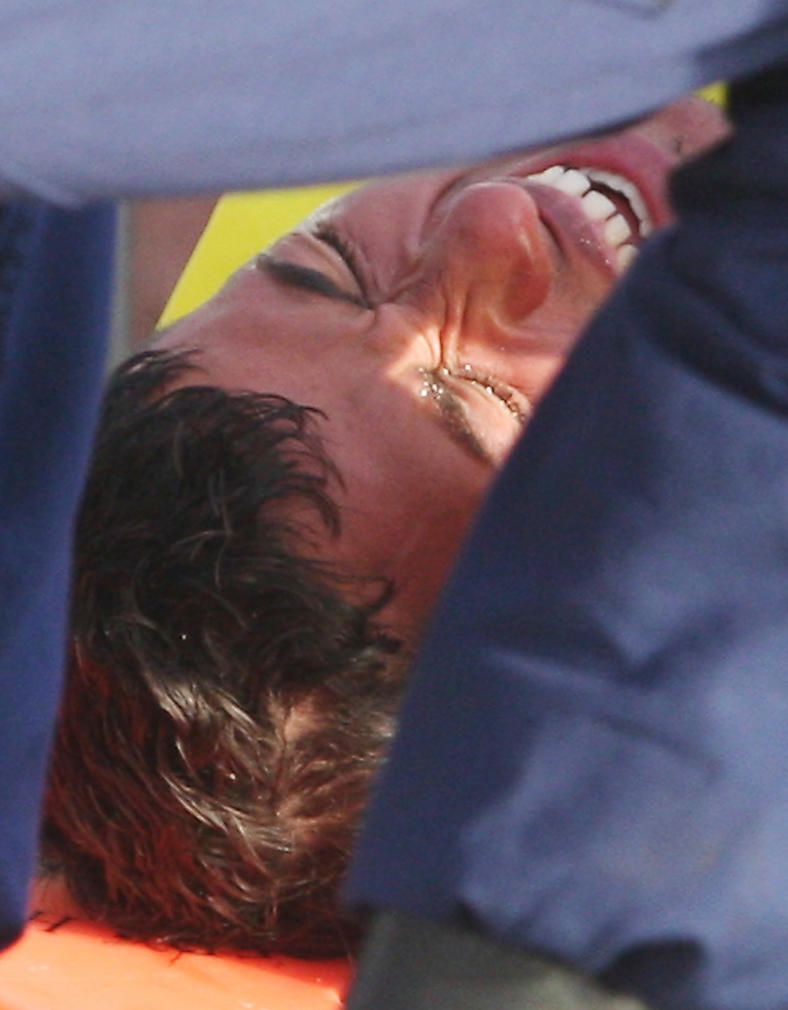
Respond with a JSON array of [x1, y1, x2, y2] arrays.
[[452, 364, 530, 423], [314, 223, 371, 306]]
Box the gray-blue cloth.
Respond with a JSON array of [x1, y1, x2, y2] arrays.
[[345, 64, 788, 1010], [0, 0, 786, 203]]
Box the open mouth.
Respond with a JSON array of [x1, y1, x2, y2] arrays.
[[523, 164, 653, 273]]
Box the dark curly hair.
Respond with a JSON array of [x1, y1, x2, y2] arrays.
[[42, 348, 406, 958]]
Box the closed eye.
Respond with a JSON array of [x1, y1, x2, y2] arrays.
[[455, 363, 531, 423], [418, 367, 492, 465], [255, 253, 368, 308]]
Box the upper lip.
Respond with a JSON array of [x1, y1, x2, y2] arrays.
[[512, 128, 676, 225]]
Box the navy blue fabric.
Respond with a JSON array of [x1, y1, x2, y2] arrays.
[[0, 202, 114, 949], [346, 68, 788, 1010]]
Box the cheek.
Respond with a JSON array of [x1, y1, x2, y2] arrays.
[[546, 267, 612, 326], [519, 263, 612, 361], [319, 379, 494, 632], [383, 490, 486, 638], [350, 453, 491, 634]]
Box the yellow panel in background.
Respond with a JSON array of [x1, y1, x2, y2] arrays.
[[698, 82, 727, 107], [160, 180, 359, 327]]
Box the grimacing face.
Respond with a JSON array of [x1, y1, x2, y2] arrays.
[[156, 97, 728, 639]]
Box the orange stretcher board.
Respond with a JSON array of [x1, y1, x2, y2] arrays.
[[0, 881, 352, 1010]]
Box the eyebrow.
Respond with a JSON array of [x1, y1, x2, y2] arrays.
[[255, 253, 367, 308]]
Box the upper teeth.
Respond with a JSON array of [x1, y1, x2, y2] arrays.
[[524, 165, 652, 272]]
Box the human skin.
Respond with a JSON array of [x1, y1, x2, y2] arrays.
[[155, 97, 728, 641]]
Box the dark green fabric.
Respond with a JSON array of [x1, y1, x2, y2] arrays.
[[348, 911, 647, 1010]]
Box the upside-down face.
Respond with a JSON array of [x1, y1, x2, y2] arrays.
[[156, 96, 728, 638]]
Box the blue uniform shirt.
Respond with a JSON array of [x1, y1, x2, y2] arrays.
[[0, 203, 114, 948], [346, 65, 788, 1010]]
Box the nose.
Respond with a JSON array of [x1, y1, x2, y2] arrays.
[[416, 181, 553, 343]]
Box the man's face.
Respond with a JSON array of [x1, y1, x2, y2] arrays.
[[155, 97, 727, 638]]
